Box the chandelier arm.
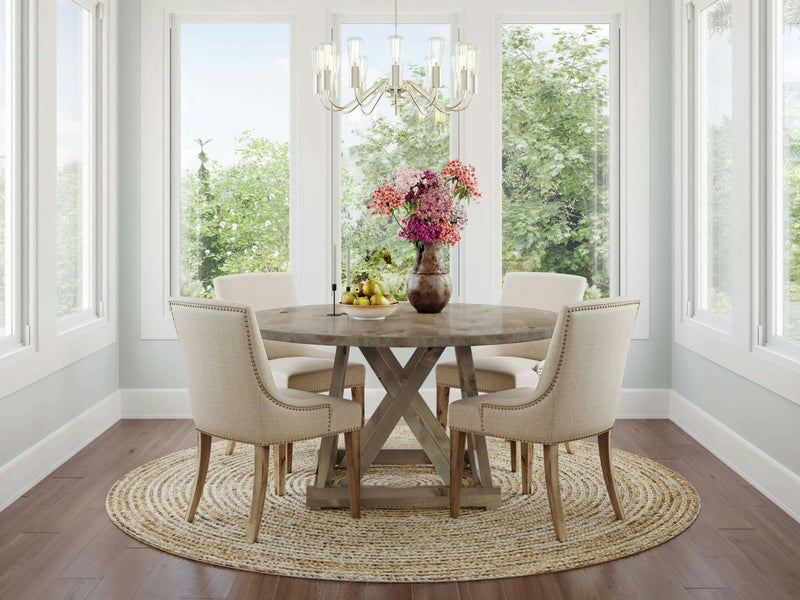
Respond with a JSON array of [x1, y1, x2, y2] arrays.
[[403, 84, 436, 117], [359, 86, 386, 116], [431, 90, 474, 113], [353, 79, 388, 108], [404, 80, 440, 113]]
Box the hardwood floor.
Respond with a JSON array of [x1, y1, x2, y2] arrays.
[[1, 419, 799, 600]]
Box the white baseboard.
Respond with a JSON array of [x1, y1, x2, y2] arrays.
[[120, 387, 670, 420], [669, 390, 800, 522], [0, 390, 122, 512]]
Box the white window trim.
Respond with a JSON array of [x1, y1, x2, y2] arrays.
[[140, 0, 298, 339], [673, 0, 800, 405], [0, 0, 117, 400]]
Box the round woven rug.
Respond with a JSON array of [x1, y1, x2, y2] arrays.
[[106, 428, 699, 582]]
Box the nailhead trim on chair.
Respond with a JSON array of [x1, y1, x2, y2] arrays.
[[169, 299, 362, 437], [449, 300, 640, 443]]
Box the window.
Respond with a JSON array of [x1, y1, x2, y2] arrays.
[[337, 21, 453, 300], [693, 0, 733, 328], [171, 20, 291, 298], [0, 0, 13, 347], [56, 0, 97, 331], [501, 23, 616, 298], [768, 0, 800, 355]]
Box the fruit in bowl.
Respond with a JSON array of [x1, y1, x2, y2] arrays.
[[340, 280, 399, 320]]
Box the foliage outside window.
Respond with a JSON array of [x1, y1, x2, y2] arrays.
[[56, 0, 94, 319], [339, 23, 451, 301], [696, 0, 733, 321], [501, 24, 611, 298], [177, 23, 290, 298], [776, 0, 800, 343]]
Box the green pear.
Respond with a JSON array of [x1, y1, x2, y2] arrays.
[[341, 292, 355, 305], [357, 296, 370, 306]]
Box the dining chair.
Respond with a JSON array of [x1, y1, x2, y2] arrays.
[[448, 297, 640, 541], [435, 272, 586, 468], [214, 272, 366, 494], [170, 297, 363, 543]]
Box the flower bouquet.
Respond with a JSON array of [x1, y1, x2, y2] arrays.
[[367, 160, 480, 313]]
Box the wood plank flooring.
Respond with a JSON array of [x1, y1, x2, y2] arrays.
[[1, 419, 799, 600]]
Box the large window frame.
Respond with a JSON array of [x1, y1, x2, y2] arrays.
[[0, 0, 116, 399], [674, 0, 800, 405], [0, 0, 23, 356], [496, 15, 621, 300], [140, 0, 650, 341], [55, 0, 102, 335], [140, 0, 298, 338]]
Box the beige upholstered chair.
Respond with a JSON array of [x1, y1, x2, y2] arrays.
[[448, 298, 640, 542], [214, 272, 366, 493], [435, 272, 587, 468], [170, 297, 362, 543]]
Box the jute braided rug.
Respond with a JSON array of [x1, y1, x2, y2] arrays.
[[106, 427, 699, 582]]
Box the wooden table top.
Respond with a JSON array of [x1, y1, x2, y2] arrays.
[[256, 302, 557, 348]]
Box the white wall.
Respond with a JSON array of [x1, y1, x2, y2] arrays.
[[0, 344, 118, 467]]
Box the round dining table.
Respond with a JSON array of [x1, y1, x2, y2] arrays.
[[256, 302, 557, 510]]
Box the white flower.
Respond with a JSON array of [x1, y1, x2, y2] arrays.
[[231, 223, 238, 231], [226, 250, 232, 256], [265, 220, 272, 227], [219, 221, 226, 228], [204, 249, 210, 255], [252, 245, 258, 252]]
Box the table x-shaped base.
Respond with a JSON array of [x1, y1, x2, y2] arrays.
[[306, 345, 501, 510]]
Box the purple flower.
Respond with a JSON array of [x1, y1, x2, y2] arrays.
[[399, 217, 441, 244]]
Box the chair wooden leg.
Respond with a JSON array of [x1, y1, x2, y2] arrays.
[[344, 430, 361, 519], [543, 443, 566, 541], [351, 386, 365, 426], [273, 443, 287, 496], [520, 442, 532, 494], [286, 442, 293, 474], [247, 445, 270, 543], [436, 386, 450, 429], [563, 441, 575, 454], [449, 430, 466, 517], [186, 431, 212, 522], [598, 430, 624, 520], [224, 440, 236, 455], [509, 440, 518, 472]]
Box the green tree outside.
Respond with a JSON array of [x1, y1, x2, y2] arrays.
[[501, 25, 611, 298]]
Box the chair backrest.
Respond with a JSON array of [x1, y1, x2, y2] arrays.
[[534, 298, 640, 441], [169, 297, 331, 444], [497, 272, 587, 360], [213, 272, 306, 359]]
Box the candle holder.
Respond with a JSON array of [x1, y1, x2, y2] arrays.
[[327, 283, 345, 317]]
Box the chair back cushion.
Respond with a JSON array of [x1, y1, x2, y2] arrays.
[[498, 272, 587, 360], [535, 298, 640, 441], [169, 297, 331, 444], [213, 272, 309, 359]]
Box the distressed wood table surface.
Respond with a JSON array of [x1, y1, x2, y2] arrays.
[[257, 302, 557, 510]]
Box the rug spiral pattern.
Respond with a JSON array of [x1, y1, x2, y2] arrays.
[[106, 429, 699, 582]]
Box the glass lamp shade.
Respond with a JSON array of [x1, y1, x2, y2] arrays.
[[387, 34, 405, 89]]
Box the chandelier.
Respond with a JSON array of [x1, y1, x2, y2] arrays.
[[311, 0, 479, 117]]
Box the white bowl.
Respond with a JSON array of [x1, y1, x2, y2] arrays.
[[339, 302, 400, 320]]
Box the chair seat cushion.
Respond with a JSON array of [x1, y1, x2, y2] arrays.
[[448, 387, 539, 440], [269, 357, 366, 393], [278, 389, 363, 437], [435, 357, 541, 392]]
